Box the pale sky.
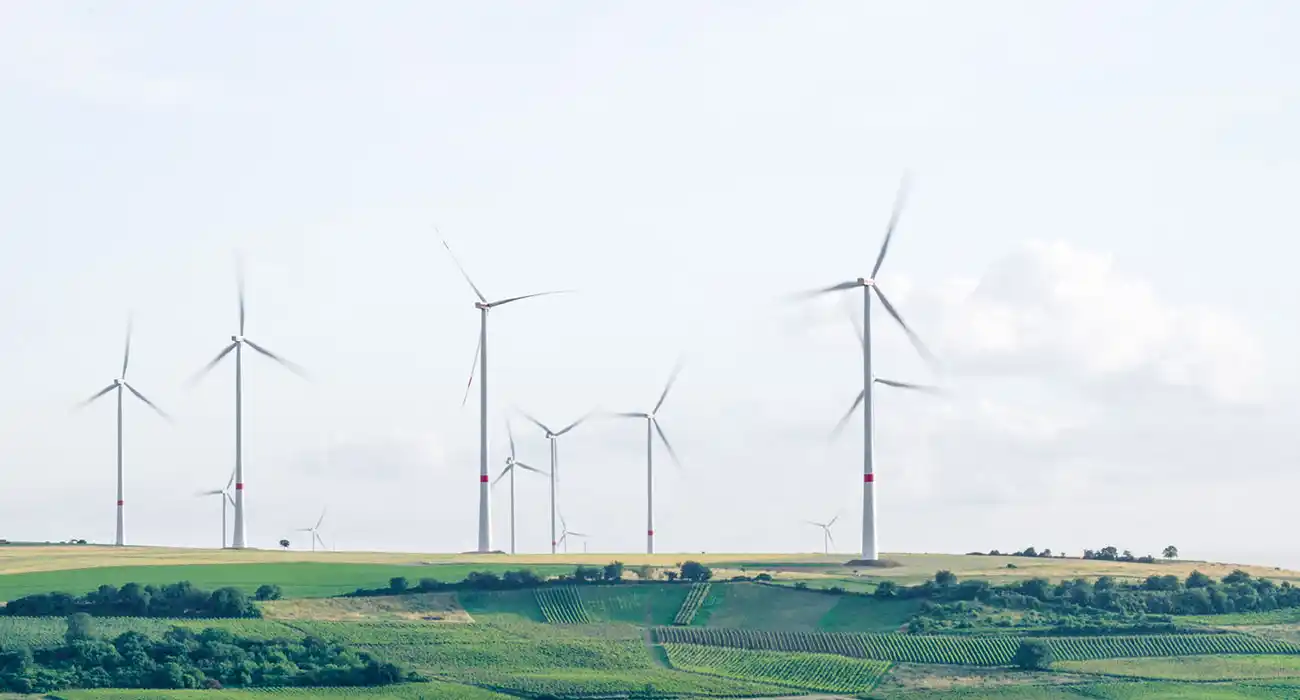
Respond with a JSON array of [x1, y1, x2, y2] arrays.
[[2, 2, 1298, 567]]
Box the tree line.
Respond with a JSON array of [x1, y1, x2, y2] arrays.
[[346, 561, 715, 597], [0, 615, 410, 693], [1, 581, 282, 618]]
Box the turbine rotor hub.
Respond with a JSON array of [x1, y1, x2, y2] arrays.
[[858, 277, 873, 287], [474, 302, 489, 310], [231, 335, 244, 343]]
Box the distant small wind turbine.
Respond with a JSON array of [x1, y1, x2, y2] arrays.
[[191, 259, 308, 550], [610, 362, 684, 555], [297, 508, 328, 552], [441, 236, 571, 554], [77, 317, 170, 547], [557, 513, 588, 554], [519, 410, 590, 554], [493, 419, 548, 555], [805, 515, 840, 555], [196, 469, 236, 549]]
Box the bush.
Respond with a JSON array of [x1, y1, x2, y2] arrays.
[[754, 573, 773, 582], [680, 561, 713, 582], [253, 584, 282, 601], [1013, 639, 1054, 670], [388, 577, 409, 593]]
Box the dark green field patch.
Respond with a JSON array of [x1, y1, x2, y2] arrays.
[[0, 562, 572, 601], [702, 582, 839, 631], [579, 583, 691, 626], [818, 595, 921, 633]]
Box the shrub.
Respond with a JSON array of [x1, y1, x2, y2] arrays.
[[1013, 639, 1054, 670], [389, 577, 409, 593], [254, 584, 282, 601]]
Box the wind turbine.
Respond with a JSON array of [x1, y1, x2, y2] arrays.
[[518, 410, 590, 554], [611, 363, 684, 555], [191, 261, 308, 550], [798, 175, 941, 561], [196, 469, 236, 548], [805, 515, 840, 556], [441, 236, 570, 553], [492, 420, 548, 555], [297, 509, 328, 552], [77, 318, 170, 547], [557, 513, 588, 554]]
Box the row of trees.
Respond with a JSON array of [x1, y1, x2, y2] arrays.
[[350, 562, 715, 598], [972, 545, 1179, 562], [2, 581, 269, 618], [0, 618, 410, 693], [899, 568, 1299, 630]]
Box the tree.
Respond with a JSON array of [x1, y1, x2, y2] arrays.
[[680, 561, 712, 582], [873, 581, 899, 599], [664, 571, 678, 582], [278, 539, 290, 550], [1013, 639, 1054, 670], [389, 577, 409, 593], [65, 613, 95, 644], [1099, 546, 1119, 561], [254, 584, 282, 601], [1163, 545, 1179, 560], [603, 561, 625, 582], [935, 570, 958, 587], [1186, 570, 1212, 588]]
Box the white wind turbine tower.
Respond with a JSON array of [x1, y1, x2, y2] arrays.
[[805, 515, 840, 556], [196, 469, 236, 548], [493, 420, 548, 555], [798, 176, 940, 562], [557, 513, 589, 554], [611, 363, 684, 555], [442, 237, 570, 553], [191, 262, 308, 550], [77, 318, 170, 547], [297, 509, 328, 552], [518, 411, 590, 555]]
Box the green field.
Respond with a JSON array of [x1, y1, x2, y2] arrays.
[[8, 547, 1300, 699], [1058, 654, 1300, 681], [663, 642, 892, 693], [55, 683, 514, 699], [0, 562, 574, 601]]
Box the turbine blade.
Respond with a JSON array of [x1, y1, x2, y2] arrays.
[[197, 489, 224, 496], [872, 285, 938, 367], [804, 520, 823, 528], [124, 383, 172, 421], [827, 530, 837, 547], [487, 290, 573, 308], [569, 531, 589, 537], [245, 339, 309, 379], [515, 462, 548, 476], [316, 508, 327, 530], [789, 281, 860, 300], [189, 343, 237, 386], [492, 464, 512, 486], [315, 532, 327, 551], [440, 237, 488, 303], [460, 335, 482, 408], [518, 410, 553, 436], [295, 527, 313, 532], [609, 411, 648, 419], [236, 254, 247, 336], [870, 173, 911, 279], [830, 390, 866, 439], [226, 469, 235, 491], [874, 377, 943, 394], [507, 419, 517, 460], [652, 362, 683, 415], [77, 383, 118, 409], [844, 297, 865, 348], [555, 411, 593, 436], [121, 316, 133, 379], [225, 492, 235, 506], [828, 515, 840, 527], [653, 420, 683, 469]]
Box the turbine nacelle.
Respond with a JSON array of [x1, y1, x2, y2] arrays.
[[474, 302, 489, 310], [856, 277, 873, 287], [230, 335, 244, 343]]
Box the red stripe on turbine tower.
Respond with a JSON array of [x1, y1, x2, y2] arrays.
[[480, 475, 489, 482], [236, 482, 245, 490], [864, 474, 874, 482], [117, 500, 124, 506], [648, 530, 654, 536]]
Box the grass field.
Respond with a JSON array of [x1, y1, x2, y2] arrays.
[[262, 591, 473, 622], [0, 561, 574, 601], [1058, 654, 1300, 681], [55, 682, 515, 699], [871, 682, 1300, 699]]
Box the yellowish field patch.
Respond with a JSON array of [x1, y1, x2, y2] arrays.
[[1, 546, 1295, 585], [262, 592, 473, 623]]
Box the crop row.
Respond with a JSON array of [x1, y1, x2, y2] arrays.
[[654, 627, 1300, 666], [673, 583, 711, 626], [536, 586, 591, 624], [465, 668, 791, 698], [663, 643, 891, 693]]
